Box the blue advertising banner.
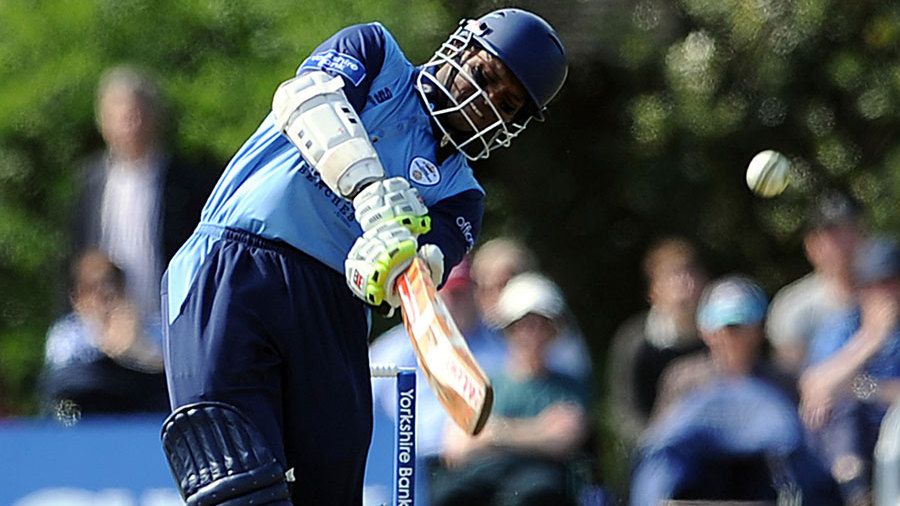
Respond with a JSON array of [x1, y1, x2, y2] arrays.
[[0, 415, 398, 506], [0, 416, 180, 505]]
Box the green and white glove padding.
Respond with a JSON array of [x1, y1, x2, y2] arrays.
[[353, 177, 431, 235], [346, 177, 444, 310], [345, 221, 419, 308]]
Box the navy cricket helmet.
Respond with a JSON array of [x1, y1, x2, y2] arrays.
[[469, 8, 568, 120], [416, 8, 568, 160]]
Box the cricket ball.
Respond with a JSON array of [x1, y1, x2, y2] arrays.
[[746, 149, 790, 198]]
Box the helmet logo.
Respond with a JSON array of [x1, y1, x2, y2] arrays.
[[408, 157, 441, 186], [465, 20, 488, 36]]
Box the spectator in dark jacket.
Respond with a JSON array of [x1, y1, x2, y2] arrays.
[[607, 237, 708, 448], [71, 65, 213, 323]]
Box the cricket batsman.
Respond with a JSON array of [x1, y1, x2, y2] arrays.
[[160, 8, 568, 505]]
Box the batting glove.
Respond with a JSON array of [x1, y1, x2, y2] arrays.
[[353, 177, 431, 235], [345, 221, 419, 309], [418, 243, 445, 288]]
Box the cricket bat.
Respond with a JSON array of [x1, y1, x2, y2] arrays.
[[396, 257, 493, 436]]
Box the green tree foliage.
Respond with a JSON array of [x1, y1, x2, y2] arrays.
[[0, 0, 451, 413], [470, 0, 898, 491], [478, 0, 899, 349]]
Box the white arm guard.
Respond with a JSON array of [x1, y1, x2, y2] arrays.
[[272, 71, 384, 198]]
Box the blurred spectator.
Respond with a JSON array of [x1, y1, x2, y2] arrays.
[[71, 65, 212, 323], [607, 236, 708, 447], [633, 379, 839, 506], [471, 238, 539, 327], [801, 237, 900, 505], [652, 276, 794, 418], [471, 237, 592, 385], [40, 250, 168, 417], [368, 258, 507, 504], [632, 276, 839, 506], [430, 273, 590, 506], [767, 191, 865, 375]]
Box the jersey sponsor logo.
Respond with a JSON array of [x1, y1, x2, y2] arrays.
[[408, 157, 440, 186], [455, 216, 475, 251], [368, 86, 393, 106], [300, 50, 366, 86], [295, 161, 355, 223]]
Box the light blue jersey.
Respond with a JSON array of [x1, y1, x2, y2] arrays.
[[166, 23, 485, 324]]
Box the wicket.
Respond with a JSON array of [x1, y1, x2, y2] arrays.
[[371, 364, 417, 506]]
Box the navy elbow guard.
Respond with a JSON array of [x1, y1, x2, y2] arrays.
[[161, 402, 292, 506]]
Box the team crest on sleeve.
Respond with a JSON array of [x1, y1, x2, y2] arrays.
[[408, 157, 441, 186], [300, 50, 366, 86]]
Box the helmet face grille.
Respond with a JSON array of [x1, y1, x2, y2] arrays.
[[416, 25, 529, 161]]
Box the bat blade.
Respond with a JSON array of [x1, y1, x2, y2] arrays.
[[397, 257, 493, 435]]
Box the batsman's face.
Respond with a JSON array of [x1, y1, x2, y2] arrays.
[[436, 48, 528, 133]]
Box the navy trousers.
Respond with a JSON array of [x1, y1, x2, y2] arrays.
[[163, 227, 372, 505]]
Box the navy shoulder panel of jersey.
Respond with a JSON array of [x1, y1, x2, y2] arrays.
[[421, 189, 484, 285], [298, 22, 388, 112]]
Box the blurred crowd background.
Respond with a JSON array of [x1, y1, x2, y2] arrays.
[[1, 0, 900, 504]]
